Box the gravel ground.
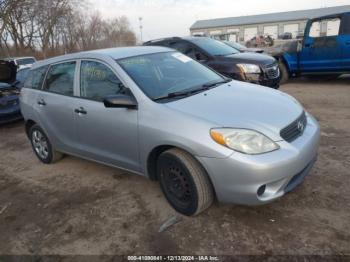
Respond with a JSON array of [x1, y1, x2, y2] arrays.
[[0, 76, 349, 256]]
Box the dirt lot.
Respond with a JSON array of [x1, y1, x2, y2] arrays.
[[0, 77, 349, 256]]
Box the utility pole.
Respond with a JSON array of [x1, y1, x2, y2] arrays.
[[139, 17, 143, 43]]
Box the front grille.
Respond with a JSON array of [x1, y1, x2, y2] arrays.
[[264, 63, 280, 79], [280, 111, 307, 142]]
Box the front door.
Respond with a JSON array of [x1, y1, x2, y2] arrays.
[[300, 17, 342, 72], [36, 61, 79, 153], [75, 60, 140, 172]]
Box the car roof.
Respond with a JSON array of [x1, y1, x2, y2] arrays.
[[145, 36, 213, 45], [32, 46, 173, 69]]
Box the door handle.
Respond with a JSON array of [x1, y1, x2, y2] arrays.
[[37, 99, 46, 106], [74, 107, 87, 115]]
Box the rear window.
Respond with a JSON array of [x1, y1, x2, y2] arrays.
[[24, 66, 48, 90]]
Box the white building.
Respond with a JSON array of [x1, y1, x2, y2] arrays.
[[190, 5, 350, 43]]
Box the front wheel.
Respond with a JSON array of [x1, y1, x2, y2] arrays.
[[29, 124, 63, 164], [278, 60, 289, 84], [157, 148, 214, 216]]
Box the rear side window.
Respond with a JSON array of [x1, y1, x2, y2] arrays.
[[24, 66, 48, 90], [80, 60, 125, 101], [44, 61, 76, 96]]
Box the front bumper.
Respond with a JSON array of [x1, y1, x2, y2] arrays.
[[0, 106, 22, 124], [242, 73, 280, 89], [197, 113, 320, 205]]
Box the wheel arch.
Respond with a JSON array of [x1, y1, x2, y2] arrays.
[[146, 144, 217, 199], [25, 119, 37, 138]]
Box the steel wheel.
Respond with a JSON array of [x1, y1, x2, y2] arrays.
[[160, 157, 196, 210], [157, 148, 214, 216]]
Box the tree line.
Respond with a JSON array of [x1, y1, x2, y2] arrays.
[[0, 0, 137, 59]]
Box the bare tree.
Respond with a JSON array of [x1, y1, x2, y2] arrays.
[[0, 0, 137, 58]]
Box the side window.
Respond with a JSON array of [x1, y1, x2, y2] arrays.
[[309, 18, 341, 38], [44, 61, 76, 96], [24, 66, 48, 90], [170, 41, 192, 54], [80, 61, 126, 101], [309, 21, 321, 37], [186, 48, 208, 61], [326, 18, 340, 36]]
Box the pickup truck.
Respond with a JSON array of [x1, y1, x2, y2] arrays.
[[269, 12, 350, 83]]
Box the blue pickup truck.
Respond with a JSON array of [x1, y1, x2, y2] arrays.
[[270, 12, 350, 83]]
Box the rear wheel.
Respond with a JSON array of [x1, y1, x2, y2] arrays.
[[157, 148, 214, 216], [278, 60, 289, 84], [29, 124, 63, 164]]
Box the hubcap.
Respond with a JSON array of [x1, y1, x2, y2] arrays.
[[32, 130, 49, 159]]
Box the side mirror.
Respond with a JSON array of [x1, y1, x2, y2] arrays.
[[103, 94, 138, 109]]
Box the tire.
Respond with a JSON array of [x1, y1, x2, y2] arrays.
[[157, 148, 214, 216], [278, 60, 289, 84], [29, 124, 63, 164]]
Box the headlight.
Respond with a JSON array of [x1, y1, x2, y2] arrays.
[[237, 64, 261, 74], [210, 128, 279, 154]]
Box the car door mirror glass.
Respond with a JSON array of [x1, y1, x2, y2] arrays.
[[103, 94, 138, 109]]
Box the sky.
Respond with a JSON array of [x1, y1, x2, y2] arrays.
[[90, 0, 350, 41]]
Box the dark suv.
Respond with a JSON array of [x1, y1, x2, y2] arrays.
[[144, 37, 280, 88]]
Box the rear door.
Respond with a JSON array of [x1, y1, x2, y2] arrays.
[[300, 16, 342, 72], [35, 61, 79, 153], [340, 13, 350, 70], [74, 60, 140, 172]]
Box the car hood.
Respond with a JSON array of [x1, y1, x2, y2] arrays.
[[165, 81, 303, 141], [0, 60, 17, 84], [217, 52, 276, 67]]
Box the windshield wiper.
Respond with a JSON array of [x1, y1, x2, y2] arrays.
[[202, 78, 231, 88], [153, 79, 231, 102]]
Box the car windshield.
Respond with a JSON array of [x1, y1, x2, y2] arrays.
[[225, 41, 247, 51], [118, 52, 224, 101], [191, 38, 239, 56]]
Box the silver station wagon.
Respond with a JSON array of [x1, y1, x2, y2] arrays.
[[20, 47, 320, 216]]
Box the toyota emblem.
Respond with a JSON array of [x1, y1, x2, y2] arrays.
[[297, 121, 304, 132]]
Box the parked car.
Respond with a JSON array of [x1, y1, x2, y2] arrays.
[[279, 32, 293, 40], [4, 56, 36, 70], [144, 37, 281, 89], [20, 47, 320, 216], [0, 60, 22, 124], [271, 12, 350, 83], [223, 41, 264, 53]]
